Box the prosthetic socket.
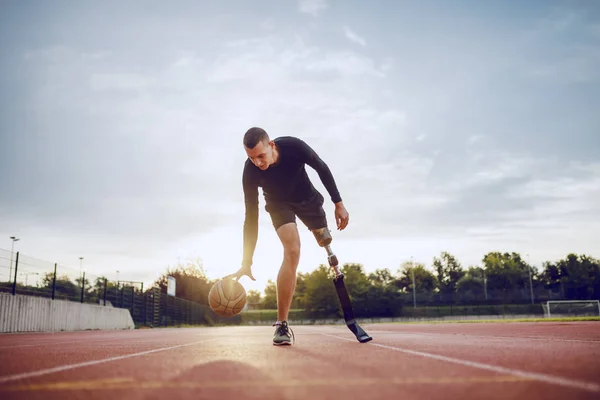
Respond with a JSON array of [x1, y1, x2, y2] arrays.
[[312, 228, 343, 279]]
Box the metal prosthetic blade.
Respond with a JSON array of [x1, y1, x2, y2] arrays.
[[333, 275, 373, 343]]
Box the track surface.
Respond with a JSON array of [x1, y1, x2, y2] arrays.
[[1, 321, 599, 399]]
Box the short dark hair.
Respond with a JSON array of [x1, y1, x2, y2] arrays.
[[243, 127, 269, 149]]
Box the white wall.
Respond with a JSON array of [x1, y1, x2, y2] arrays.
[[0, 293, 135, 333]]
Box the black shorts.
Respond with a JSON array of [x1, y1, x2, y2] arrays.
[[265, 192, 327, 231]]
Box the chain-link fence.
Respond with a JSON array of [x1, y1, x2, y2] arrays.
[[3, 247, 598, 327], [0, 248, 127, 305], [0, 248, 239, 328], [401, 281, 600, 308]]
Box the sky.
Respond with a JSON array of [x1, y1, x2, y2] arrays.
[[1, 0, 599, 294]]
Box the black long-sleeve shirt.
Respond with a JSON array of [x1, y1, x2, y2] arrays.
[[242, 136, 342, 266]]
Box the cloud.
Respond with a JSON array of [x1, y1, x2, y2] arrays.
[[589, 23, 600, 38], [526, 48, 600, 84], [1, 1, 599, 289], [0, 30, 399, 249], [304, 51, 385, 77], [518, 5, 600, 85], [466, 135, 483, 146], [90, 73, 155, 91], [343, 26, 366, 46], [298, 0, 328, 17], [419, 152, 600, 253]]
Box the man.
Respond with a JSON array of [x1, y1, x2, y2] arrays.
[[228, 127, 349, 345]]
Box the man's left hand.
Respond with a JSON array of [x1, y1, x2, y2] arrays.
[[334, 202, 349, 230]]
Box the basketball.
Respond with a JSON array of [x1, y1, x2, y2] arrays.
[[208, 278, 247, 317]]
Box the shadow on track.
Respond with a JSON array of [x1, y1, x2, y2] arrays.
[[140, 360, 292, 400]]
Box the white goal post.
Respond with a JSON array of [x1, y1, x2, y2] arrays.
[[542, 300, 600, 318]]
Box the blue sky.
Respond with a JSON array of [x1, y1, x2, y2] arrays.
[[1, 0, 599, 292]]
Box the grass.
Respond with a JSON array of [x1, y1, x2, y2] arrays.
[[136, 315, 600, 329], [239, 309, 600, 325], [240, 309, 305, 322], [240, 304, 548, 321], [385, 316, 600, 325]]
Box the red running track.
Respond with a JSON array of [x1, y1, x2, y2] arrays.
[[0, 321, 599, 400]]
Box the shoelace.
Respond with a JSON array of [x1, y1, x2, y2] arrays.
[[273, 321, 295, 343]]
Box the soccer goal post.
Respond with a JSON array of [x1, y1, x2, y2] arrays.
[[542, 300, 600, 318]]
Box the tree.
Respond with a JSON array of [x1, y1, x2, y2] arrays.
[[340, 263, 371, 296], [364, 267, 404, 317], [456, 272, 485, 303], [292, 272, 307, 309], [88, 276, 114, 304], [247, 290, 261, 306], [301, 264, 340, 318], [467, 266, 485, 280], [549, 253, 600, 300], [153, 258, 214, 305], [433, 251, 465, 302], [368, 268, 394, 287], [395, 261, 438, 293], [339, 263, 374, 317], [540, 261, 562, 295], [262, 280, 278, 309], [482, 252, 530, 303], [40, 272, 79, 300]]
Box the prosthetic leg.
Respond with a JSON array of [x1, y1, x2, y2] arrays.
[[313, 228, 373, 343]]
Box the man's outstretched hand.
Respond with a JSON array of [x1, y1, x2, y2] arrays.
[[224, 263, 256, 281], [334, 201, 349, 230]]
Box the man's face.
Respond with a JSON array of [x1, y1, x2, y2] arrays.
[[245, 139, 275, 170]]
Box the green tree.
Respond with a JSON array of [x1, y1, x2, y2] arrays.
[[432, 251, 465, 302], [368, 268, 394, 286], [87, 276, 115, 304], [246, 289, 262, 306], [395, 261, 438, 293], [301, 264, 340, 318], [552, 254, 600, 300], [339, 263, 374, 317], [153, 258, 214, 305], [456, 271, 485, 304], [482, 252, 530, 302], [467, 266, 485, 280], [541, 261, 562, 298], [340, 263, 371, 295], [292, 272, 307, 309], [40, 272, 79, 300], [261, 280, 278, 309]]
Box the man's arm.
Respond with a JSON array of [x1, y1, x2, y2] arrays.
[[242, 163, 259, 268], [296, 138, 342, 204]]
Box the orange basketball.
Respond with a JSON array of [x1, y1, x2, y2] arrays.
[[208, 279, 247, 317]]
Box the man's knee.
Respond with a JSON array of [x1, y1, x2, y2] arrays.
[[312, 227, 332, 247], [283, 241, 301, 263], [275, 222, 301, 262]]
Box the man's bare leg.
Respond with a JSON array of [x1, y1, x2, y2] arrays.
[[275, 222, 301, 322]]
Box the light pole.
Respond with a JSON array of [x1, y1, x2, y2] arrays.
[[526, 254, 534, 304], [484, 269, 488, 301], [9, 236, 20, 284], [411, 256, 416, 308], [20, 272, 39, 286], [79, 257, 84, 287]]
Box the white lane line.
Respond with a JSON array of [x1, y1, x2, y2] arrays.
[[0, 330, 219, 349], [362, 331, 600, 344], [465, 335, 600, 344], [321, 333, 600, 393], [0, 337, 131, 349], [0, 337, 219, 385]]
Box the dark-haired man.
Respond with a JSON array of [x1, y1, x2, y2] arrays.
[[227, 127, 349, 345]]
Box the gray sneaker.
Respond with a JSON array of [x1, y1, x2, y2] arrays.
[[273, 321, 295, 345]]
